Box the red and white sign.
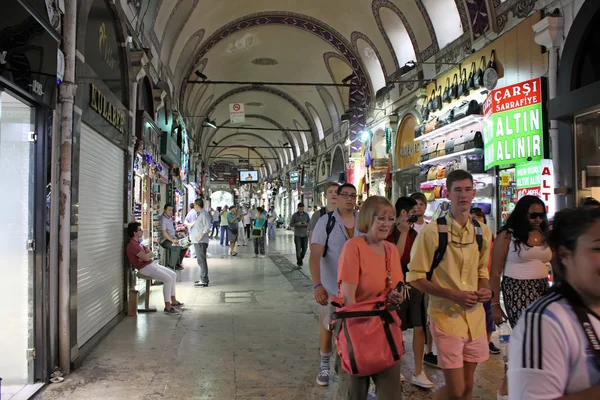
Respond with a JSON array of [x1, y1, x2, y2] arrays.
[[483, 77, 542, 117], [229, 103, 245, 123], [517, 187, 541, 199], [540, 159, 555, 219]]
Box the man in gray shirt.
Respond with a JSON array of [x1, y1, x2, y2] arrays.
[[290, 202, 311, 267], [160, 203, 185, 271]]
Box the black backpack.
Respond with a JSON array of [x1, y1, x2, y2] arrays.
[[427, 217, 484, 280], [322, 211, 336, 258]]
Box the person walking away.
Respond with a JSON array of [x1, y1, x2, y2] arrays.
[[190, 199, 211, 288], [290, 202, 311, 267], [127, 222, 183, 314], [220, 205, 229, 246], [489, 195, 552, 399], [210, 208, 220, 238], [407, 170, 493, 400], [470, 208, 501, 355], [337, 196, 406, 399], [308, 182, 339, 244], [309, 183, 359, 386], [409, 192, 438, 368], [243, 206, 252, 243], [160, 203, 185, 271], [387, 196, 434, 388], [507, 206, 600, 399], [267, 207, 278, 240], [184, 202, 197, 258], [227, 206, 242, 256], [252, 206, 267, 258]]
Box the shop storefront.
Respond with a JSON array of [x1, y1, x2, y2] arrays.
[[392, 113, 421, 200], [70, 0, 131, 364], [550, 0, 600, 207], [0, 0, 59, 388]]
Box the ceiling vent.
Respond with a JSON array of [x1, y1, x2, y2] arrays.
[[252, 57, 278, 66]]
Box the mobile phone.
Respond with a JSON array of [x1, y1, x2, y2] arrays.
[[407, 214, 418, 224]]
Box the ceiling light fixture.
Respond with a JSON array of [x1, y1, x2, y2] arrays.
[[342, 73, 356, 84], [204, 117, 217, 129], [194, 71, 208, 81]]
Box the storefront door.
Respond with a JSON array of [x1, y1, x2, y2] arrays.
[[0, 91, 36, 385]]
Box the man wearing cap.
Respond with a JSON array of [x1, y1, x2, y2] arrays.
[[290, 202, 311, 267]]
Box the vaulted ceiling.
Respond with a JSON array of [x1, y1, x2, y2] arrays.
[[127, 0, 535, 178]]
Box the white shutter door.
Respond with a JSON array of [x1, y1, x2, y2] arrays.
[[77, 124, 125, 346]]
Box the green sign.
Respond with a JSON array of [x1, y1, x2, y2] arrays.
[[516, 162, 541, 189], [290, 171, 299, 184], [483, 78, 545, 170]]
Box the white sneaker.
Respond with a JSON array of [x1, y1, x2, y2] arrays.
[[400, 373, 406, 382], [497, 392, 509, 400], [410, 371, 434, 388], [259, 255, 265, 258]]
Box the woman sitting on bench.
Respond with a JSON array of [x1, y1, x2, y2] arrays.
[[126, 222, 184, 315]]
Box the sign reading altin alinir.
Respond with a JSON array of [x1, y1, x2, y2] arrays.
[[483, 78, 545, 170]]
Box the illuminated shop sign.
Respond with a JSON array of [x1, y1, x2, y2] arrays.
[[483, 78, 545, 170]]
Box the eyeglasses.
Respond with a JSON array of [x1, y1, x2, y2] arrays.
[[528, 212, 546, 220], [373, 216, 396, 224], [339, 193, 358, 199]]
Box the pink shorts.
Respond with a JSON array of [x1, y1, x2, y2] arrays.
[[430, 322, 489, 369]]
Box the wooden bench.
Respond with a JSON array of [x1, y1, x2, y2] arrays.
[[131, 267, 157, 313]]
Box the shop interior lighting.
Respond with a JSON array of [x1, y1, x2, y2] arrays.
[[359, 130, 373, 143], [204, 117, 217, 129]]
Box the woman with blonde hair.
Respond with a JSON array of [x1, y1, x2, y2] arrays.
[[336, 196, 405, 399]]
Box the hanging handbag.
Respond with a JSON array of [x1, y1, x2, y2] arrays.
[[449, 74, 458, 100], [464, 130, 484, 149], [434, 186, 442, 199], [442, 77, 451, 103], [441, 184, 448, 198], [474, 181, 495, 197], [458, 68, 469, 98], [330, 244, 404, 377], [431, 87, 442, 111], [454, 136, 467, 152], [414, 122, 426, 138], [435, 142, 446, 158], [436, 165, 446, 179], [475, 56, 486, 88], [453, 101, 469, 121], [438, 108, 454, 127], [427, 89, 436, 112], [420, 102, 430, 121], [251, 227, 264, 238], [445, 138, 455, 155], [488, 50, 497, 71], [474, 202, 492, 214], [466, 100, 482, 116], [425, 116, 439, 134], [467, 62, 476, 90], [424, 189, 436, 201], [427, 167, 438, 181], [466, 152, 485, 173], [417, 166, 430, 183]]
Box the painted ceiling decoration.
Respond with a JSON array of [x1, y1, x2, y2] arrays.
[[126, 0, 543, 181]]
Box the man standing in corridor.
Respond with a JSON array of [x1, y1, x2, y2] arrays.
[[190, 198, 212, 287], [309, 183, 359, 386], [290, 202, 310, 267], [160, 203, 185, 271], [408, 170, 493, 400]]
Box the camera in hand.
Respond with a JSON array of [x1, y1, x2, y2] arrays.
[[407, 214, 419, 224]]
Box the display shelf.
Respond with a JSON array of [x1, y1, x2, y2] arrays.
[[415, 115, 484, 142], [420, 148, 483, 166], [419, 173, 493, 187]]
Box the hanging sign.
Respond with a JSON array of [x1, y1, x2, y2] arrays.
[[483, 78, 545, 170], [540, 159, 555, 219], [516, 161, 542, 199], [229, 103, 245, 123], [290, 171, 300, 184]]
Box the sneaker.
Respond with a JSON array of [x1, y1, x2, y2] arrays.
[[423, 352, 439, 368], [259, 255, 265, 258], [164, 307, 180, 315], [489, 342, 501, 355], [253, 255, 259, 258], [194, 282, 209, 287], [410, 371, 434, 388], [400, 373, 406, 383], [316, 367, 330, 386], [367, 383, 376, 399]]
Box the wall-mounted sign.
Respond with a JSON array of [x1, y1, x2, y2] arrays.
[[229, 103, 245, 123], [56, 49, 65, 84], [396, 115, 421, 169], [290, 171, 300, 184], [90, 84, 125, 133], [483, 78, 545, 170], [540, 159, 555, 219], [516, 162, 542, 199]]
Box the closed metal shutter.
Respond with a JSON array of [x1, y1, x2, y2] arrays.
[[77, 124, 125, 346]]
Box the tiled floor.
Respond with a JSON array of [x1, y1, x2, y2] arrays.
[[35, 230, 503, 400]]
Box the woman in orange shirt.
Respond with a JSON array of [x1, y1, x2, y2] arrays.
[[337, 196, 405, 399]]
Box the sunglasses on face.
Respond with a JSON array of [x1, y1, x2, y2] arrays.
[[528, 212, 546, 220]]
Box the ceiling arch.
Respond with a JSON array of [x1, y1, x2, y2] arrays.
[[209, 133, 282, 171]]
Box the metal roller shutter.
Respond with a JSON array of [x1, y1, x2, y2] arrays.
[[77, 124, 125, 346]]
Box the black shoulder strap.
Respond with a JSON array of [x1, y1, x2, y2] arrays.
[[322, 211, 336, 258], [427, 217, 484, 280], [428, 218, 448, 280], [320, 207, 327, 217]]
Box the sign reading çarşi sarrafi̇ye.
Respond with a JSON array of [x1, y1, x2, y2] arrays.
[[483, 78, 545, 170]]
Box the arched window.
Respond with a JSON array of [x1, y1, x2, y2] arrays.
[[290, 132, 301, 157], [422, 0, 463, 49], [294, 120, 310, 151], [354, 40, 386, 91], [379, 8, 417, 67], [317, 87, 341, 132]]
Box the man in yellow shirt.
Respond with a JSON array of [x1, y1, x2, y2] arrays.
[[407, 170, 493, 400]]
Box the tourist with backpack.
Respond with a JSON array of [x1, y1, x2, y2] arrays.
[[407, 170, 493, 400], [334, 196, 406, 398], [387, 196, 434, 388], [309, 183, 359, 386], [308, 182, 339, 243]]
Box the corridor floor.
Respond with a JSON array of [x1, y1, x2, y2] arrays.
[[36, 230, 502, 400]]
